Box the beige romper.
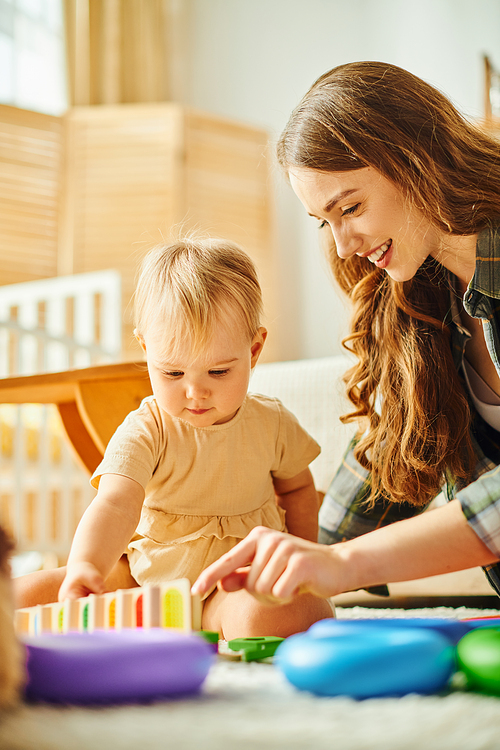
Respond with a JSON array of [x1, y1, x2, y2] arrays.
[[91, 393, 320, 598]]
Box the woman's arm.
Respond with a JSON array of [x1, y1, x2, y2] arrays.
[[273, 468, 319, 542], [58, 473, 145, 601], [192, 499, 499, 602]]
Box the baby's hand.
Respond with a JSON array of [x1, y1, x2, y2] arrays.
[[58, 561, 106, 601]]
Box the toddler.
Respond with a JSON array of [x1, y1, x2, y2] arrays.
[[16, 239, 333, 638]]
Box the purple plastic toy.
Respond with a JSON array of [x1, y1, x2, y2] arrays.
[[22, 628, 215, 705]]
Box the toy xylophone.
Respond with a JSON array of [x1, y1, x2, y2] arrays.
[[15, 579, 202, 636]]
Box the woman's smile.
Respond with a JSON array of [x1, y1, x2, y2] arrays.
[[365, 239, 392, 266]]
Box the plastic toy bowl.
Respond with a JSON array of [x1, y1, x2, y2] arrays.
[[275, 623, 455, 699], [22, 628, 215, 705], [456, 627, 500, 695]]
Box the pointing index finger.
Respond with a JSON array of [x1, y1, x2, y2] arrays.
[[191, 533, 259, 594]]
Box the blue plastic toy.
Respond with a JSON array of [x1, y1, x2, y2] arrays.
[[307, 617, 473, 644], [462, 617, 500, 630], [22, 628, 215, 705], [275, 619, 456, 699]]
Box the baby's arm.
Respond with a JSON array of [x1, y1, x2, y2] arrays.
[[273, 468, 318, 542], [58, 473, 145, 601]]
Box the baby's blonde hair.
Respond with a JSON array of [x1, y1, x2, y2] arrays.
[[134, 237, 263, 359]]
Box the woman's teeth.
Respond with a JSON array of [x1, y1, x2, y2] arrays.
[[367, 240, 391, 263]]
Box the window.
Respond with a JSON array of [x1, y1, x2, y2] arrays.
[[0, 0, 67, 114]]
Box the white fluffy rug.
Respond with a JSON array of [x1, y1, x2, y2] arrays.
[[1, 606, 500, 750]]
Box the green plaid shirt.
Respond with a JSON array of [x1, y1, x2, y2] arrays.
[[319, 222, 500, 596]]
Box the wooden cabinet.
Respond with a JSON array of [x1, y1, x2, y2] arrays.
[[0, 103, 277, 360]]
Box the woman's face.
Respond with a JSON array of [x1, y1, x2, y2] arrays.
[[289, 166, 440, 282]]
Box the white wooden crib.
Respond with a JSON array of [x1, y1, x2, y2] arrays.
[[0, 271, 121, 564]]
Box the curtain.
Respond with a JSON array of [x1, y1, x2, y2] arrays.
[[64, 0, 175, 105]]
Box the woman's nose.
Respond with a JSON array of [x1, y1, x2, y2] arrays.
[[330, 226, 362, 260]]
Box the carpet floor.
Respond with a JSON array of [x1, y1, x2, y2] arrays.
[[1, 605, 499, 750]]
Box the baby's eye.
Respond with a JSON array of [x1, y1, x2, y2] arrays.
[[163, 370, 183, 378], [342, 203, 360, 217], [209, 369, 229, 377]]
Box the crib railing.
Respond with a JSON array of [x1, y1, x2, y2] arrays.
[[0, 271, 122, 562], [0, 271, 122, 376]]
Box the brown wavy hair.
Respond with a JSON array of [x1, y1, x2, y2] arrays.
[[277, 61, 500, 507]]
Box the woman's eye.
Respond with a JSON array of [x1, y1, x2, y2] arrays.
[[342, 203, 360, 217], [318, 220, 327, 230], [209, 369, 229, 377]]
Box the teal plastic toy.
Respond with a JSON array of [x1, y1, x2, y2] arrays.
[[275, 620, 456, 699], [456, 627, 500, 695]]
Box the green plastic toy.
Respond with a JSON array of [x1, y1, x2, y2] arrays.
[[456, 627, 500, 695], [227, 636, 284, 662]]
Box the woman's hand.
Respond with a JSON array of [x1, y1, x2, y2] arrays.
[[58, 561, 106, 602], [196, 502, 500, 606], [192, 526, 346, 604]]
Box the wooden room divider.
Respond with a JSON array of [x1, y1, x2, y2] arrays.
[[0, 102, 277, 361]]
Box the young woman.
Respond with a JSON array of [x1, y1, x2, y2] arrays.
[[193, 61, 500, 603]]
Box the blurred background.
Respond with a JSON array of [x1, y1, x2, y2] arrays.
[[1, 0, 500, 363]]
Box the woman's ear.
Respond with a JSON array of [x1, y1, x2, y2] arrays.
[[250, 327, 268, 368]]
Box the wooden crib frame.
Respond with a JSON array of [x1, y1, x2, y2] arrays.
[[0, 361, 152, 475]]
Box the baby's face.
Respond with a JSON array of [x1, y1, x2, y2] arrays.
[[141, 322, 266, 427]]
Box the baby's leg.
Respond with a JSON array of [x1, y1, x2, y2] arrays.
[[14, 566, 66, 608], [201, 587, 334, 641], [14, 555, 138, 609]]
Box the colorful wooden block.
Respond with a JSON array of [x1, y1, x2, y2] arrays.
[[14, 579, 205, 637], [85, 593, 105, 632], [115, 590, 133, 630]]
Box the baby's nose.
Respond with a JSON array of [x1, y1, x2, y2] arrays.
[[186, 380, 209, 399]]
